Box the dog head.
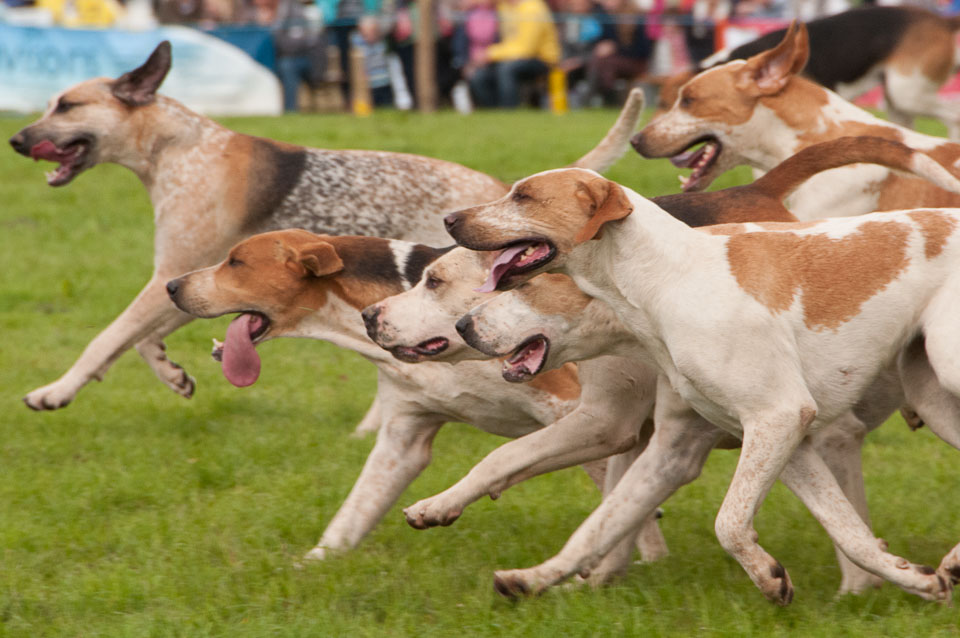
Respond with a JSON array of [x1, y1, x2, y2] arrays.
[[444, 168, 634, 291], [166, 229, 417, 387], [456, 273, 622, 382], [9, 41, 172, 186], [632, 21, 810, 191], [362, 247, 501, 363]]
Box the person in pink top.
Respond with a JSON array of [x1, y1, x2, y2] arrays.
[[465, 0, 500, 67]]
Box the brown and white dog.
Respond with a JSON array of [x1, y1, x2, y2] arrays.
[[8, 42, 642, 415], [364, 134, 960, 597], [444, 168, 960, 604], [164, 229, 668, 568], [635, 22, 960, 218], [656, 7, 960, 137]]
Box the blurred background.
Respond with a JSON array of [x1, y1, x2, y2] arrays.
[[2, 0, 959, 115]]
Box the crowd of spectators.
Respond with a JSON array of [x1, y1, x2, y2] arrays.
[[4, 0, 944, 111]]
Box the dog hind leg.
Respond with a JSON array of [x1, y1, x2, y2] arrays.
[[809, 411, 884, 594], [780, 439, 950, 601]]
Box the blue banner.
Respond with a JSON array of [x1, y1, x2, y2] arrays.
[[0, 23, 282, 115]]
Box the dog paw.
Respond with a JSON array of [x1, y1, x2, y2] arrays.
[[760, 561, 794, 606], [403, 497, 462, 530], [492, 566, 563, 599], [159, 361, 195, 398], [938, 545, 960, 588], [23, 381, 77, 411], [493, 569, 536, 598], [297, 546, 328, 567]]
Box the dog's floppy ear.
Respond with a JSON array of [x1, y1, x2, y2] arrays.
[[293, 241, 344, 278], [112, 41, 172, 107], [574, 177, 634, 243], [735, 21, 809, 96]]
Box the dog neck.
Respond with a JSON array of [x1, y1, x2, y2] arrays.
[[561, 189, 716, 348]]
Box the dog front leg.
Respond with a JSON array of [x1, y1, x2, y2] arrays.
[[712, 402, 819, 605], [404, 358, 657, 530], [584, 442, 667, 586], [779, 439, 951, 602], [303, 414, 443, 562], [24, 275, 185, 410], [351, 397, 383, 438], [402, 406, 647, 530], [135, 311, 196, 398], [491, 416, 723, 598]]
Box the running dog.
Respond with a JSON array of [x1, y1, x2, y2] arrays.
[[165, 229, 668, 567], [635, 23, 960, 220], [8, 41, 642, 416], [364, 134, 960, 596], [445, 168, 960, 604], [657, 6, 960, 137]]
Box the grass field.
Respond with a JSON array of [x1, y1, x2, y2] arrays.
[[1, 108, 959, 637]]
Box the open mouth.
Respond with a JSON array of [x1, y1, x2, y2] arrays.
[[29, 137, 92, 187], [670, 137, 721, 192], [211, 312, 271, 387], [391, 337, 450, 363], [502, 334, 549, 382], [476, 240, 556, 293]]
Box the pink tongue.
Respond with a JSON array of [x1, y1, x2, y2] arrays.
[[476, 244, 528, 293], [30, 140, 71, 162], [221, 314, 262, 387]]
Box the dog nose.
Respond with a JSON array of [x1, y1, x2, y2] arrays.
[[165, 278, 181, 300], [9, 132, 27, 155], [361, 305, 381, 340], [629, 132, 644, 154], [443, 212, 460, 235], [455, 314, 478, 345]]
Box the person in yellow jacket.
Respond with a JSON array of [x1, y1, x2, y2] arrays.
[[469, 0, 560, 108]]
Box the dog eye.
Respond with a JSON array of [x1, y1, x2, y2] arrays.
[[680, 95, 695, 108], [425, 275, 442, 290], [54, 100, 79, 114], [228, 257, 244, 267], [512, 191, 530, 202]]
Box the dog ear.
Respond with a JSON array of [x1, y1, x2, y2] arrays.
[[736, 21, 809, 96], [294, 241, 344, 278], [112, 41, 172, 107], [574, 177, 634, 243]]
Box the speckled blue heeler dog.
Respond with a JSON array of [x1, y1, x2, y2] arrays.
[[8, 41, 643, 423]]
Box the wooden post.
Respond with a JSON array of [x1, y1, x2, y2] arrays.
[[350, 45, 372, 116], [415, 0, 437, 113]]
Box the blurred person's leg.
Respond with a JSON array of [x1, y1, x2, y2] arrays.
[[277, 56, 311, 112], [496, 58, 548, 108], [470, 63, 499, 107], [371, 85, 394, 107], [330, 25, 354, 106]]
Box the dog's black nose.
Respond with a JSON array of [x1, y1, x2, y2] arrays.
[[455, 314, 478, 345], [630, 132, 650, 157], [361, 306, 381, 341], [443, 213, 460, 235], [165, 278, 181, 299], [9, 132, 27, 155]]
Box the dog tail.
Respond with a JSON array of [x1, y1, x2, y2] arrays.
[[569, 88, 645, 173], [752, 136, 960, 200]]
